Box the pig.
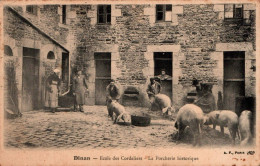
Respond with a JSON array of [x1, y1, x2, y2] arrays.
[[204, 110, 239, 145], [204, 110, 221, 129], [107, 99, 131, 124], [239, 110, 252, 146], [174, 104, 204, 146], [150, 94, 175, 116]]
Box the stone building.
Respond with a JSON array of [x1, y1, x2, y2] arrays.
[[4, 5, 70, 112], [3, 3, 256, 112]]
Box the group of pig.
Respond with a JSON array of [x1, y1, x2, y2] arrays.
[[175, 104, 253, 146], [106, 94, 253, 147], [149, 94, 253, 147]]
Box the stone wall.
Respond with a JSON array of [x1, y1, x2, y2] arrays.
[[12, 5, 70, 46], [4, 3, 256, 108], [3, 7, 68, 111], [68, 4, 256, 107]]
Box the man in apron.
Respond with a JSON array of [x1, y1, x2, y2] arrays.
[[45, 68, 61, 113], [72, 69, 88, 112]]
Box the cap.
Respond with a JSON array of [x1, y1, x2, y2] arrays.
[[53, 68, 60, 73]]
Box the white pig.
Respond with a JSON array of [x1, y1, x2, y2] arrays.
[[204, 110, 239, 145], [204, 110, 221, 129], [175, 104, 204, 146], [239, 110, 252, 146], [150, 94, 175, 116], [107, 99, 131, 124]]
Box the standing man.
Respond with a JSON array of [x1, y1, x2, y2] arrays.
[[73, 69, 88, 112], [146, 77, 161, 99], [106, 79, 120, 118], [45, 68, 61, 113]]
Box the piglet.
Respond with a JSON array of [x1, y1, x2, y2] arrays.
[[175, 104, 204, 146]]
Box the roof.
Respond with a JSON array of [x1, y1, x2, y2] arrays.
[[7, 6, 69, 53]]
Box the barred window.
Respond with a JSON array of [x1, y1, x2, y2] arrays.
[[156, 4, 172, 22], [97, 5, 111, 24]]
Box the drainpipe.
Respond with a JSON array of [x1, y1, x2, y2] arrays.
[[60, 53, 71, 96]]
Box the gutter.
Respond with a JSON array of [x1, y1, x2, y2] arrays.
[[7, 6, 69, 53]]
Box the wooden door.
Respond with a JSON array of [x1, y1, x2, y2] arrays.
[[223, 51, 245, 111], [95, 53, 111, 105], [22, 47, 40, 111], [154, 52, 173, 100]]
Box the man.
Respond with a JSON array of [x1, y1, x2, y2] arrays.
[[156, 69, 172, 81], [45, 68, 61, 113], [106, 79, 120, 118], [146, 77, 161, 99], [72, 69, 88, 112], [192, 79, 216, 113]]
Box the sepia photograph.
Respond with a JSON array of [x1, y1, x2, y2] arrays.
[[0, 0, 259, 165]]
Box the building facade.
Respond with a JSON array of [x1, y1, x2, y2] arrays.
[[3, 3, 256, 112], [4, 5, 70, 112]]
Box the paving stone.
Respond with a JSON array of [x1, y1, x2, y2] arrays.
[[4, 106, 241, 148]]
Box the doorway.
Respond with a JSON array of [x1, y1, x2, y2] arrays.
[[95, 53, 111, 105], [22, 47, 40, 111], [154, 52, 172, 100], [223, 51, 245, 111]]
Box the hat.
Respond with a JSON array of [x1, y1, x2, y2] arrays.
[[53, 68, 60, 73]]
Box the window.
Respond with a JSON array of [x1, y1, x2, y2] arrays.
[[47, 51, 55, 59], [97, 5, 111, 24], [156, 4, 172, 22], [62, 5, 66, 24], [224, 4, 253, 25], [4, 45, 13, 56], [26, 5, 37, 15], [224, 4, 243, 19]]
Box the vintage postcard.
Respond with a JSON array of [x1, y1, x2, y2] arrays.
[[0, 0, 259, 165]]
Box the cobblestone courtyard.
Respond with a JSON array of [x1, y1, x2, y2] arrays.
[[4, 106, 241, 149]]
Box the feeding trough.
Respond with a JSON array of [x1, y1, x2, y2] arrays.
[[131, 113, 151, 126]]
